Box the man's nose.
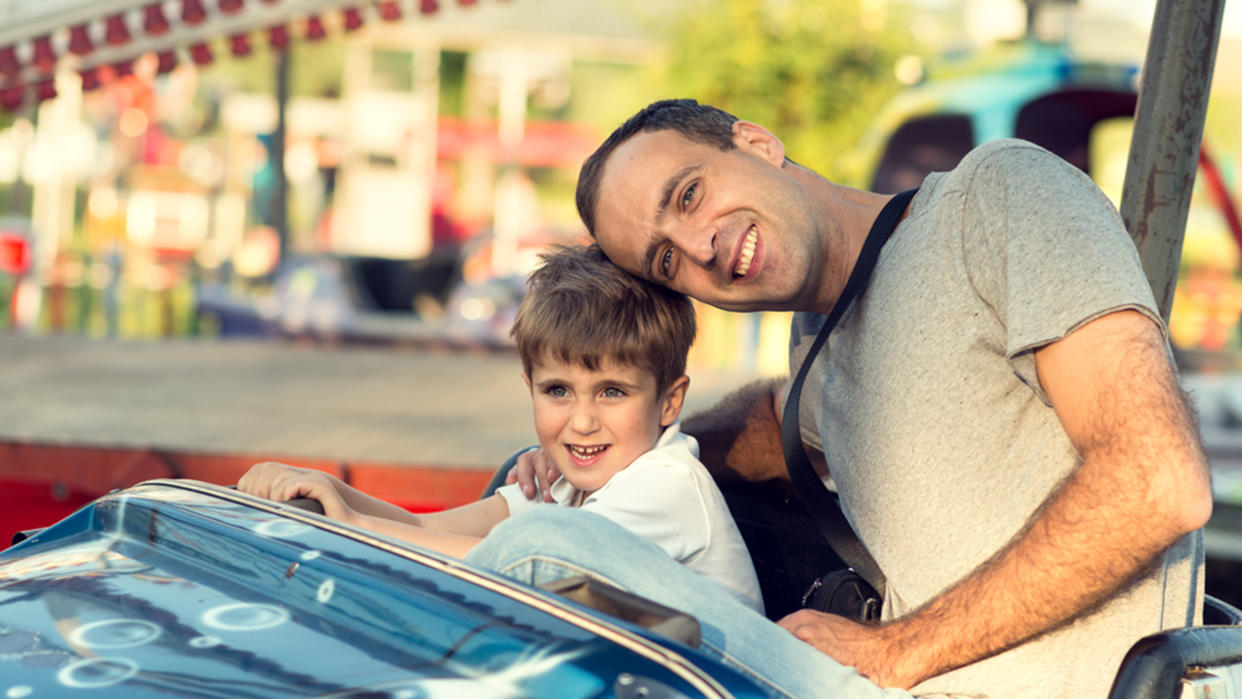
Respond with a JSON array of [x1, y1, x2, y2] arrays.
[[670, 223, 718, 267]]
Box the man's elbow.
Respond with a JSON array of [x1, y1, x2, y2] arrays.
[[1177, 478, 1214, 534], [1160, 458, 1213, 536]]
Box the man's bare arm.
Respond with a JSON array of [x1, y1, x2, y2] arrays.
[[683, 377, 791, 485], [781, 310, 1213, 688]]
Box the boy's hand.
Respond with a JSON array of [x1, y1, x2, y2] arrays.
[[238, 462, 358, 523], [238, 462, 335, 506], [504, 448, 559, 502]]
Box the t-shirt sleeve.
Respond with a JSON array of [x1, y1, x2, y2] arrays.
[[495, 482, 538, 517], [580, 460, 709, 564], [958, 141, 1163, 403]]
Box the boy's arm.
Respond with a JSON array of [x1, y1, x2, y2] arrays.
[[239, 462, 512, 555], [347, 496, 511, 558], [239, 462, 422, 524], [407, 496, 513, 537]]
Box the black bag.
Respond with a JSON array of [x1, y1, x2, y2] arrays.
[[801, 568, 881, 623]]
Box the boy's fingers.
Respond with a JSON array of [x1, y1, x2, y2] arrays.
[[239, 462, 309, 501], [237, 465, 270, 498]]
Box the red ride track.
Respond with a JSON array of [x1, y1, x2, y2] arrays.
[[0, 441, 491, 545]]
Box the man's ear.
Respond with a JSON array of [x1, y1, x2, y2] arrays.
[[660, 375, 691, 427], [732, 120, 786, 167]]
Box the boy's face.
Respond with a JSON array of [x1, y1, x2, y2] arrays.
[[524, 356, 688, 495]]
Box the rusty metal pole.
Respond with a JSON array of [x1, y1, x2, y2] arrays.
[[1119, 0, 1226, 321]]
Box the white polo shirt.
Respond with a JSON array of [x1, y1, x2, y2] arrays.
[[497, 423, 763, 614]]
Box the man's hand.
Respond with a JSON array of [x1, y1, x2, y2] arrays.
[[503, 448, 560, 502], [237, 462, 355, 522], [778, 610, 906, 688]]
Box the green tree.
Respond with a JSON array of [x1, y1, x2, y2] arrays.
[[657, 0, 915, 180]]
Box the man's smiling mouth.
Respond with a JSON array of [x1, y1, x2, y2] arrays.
[[734, 225, 757, 278]]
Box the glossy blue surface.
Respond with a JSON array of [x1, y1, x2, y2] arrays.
[[0, 481, 767, 698]]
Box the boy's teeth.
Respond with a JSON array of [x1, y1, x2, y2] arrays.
[[735, 226, 757, 277], [570, 444, 607, 458]]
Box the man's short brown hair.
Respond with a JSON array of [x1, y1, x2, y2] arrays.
[[511, 243, 696, 391], [576, 99, 739, 236]]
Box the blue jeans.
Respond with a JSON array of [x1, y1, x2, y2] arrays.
[[464, 507, 913, 699]]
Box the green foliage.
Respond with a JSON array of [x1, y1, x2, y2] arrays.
[[439, 51, 468, 117], [569, 60, 655, 133], [657, 0, 914, 180]]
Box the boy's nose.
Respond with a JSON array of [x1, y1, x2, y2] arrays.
[[570, 403, 599, 434]]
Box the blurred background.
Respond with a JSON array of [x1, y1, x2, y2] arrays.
[[2, 0, 1241, 598], [2, 0, 1235, 367]]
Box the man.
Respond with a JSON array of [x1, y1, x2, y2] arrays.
[[494, 99, 1211, 697]]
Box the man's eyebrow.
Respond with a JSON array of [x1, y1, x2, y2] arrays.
[[645, 164, 700, 278], [657, 165, 699, 217]]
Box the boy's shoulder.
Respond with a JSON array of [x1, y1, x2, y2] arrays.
[[623, 428, 703, 475], [591, 429, 713, 503]]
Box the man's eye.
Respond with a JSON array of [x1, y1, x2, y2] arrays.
[[660, 248, 675, 277], [681, 182, 697, 209]]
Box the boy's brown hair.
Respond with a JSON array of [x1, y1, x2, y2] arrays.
[[511, 244, 696, 392]]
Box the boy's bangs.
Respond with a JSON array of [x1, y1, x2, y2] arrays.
[[512, 243, 695, 391], [544, 333, 655, 378]]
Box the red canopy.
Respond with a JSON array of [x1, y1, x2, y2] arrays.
[[0, 0, 502, 111], [0, 233, 31, 275]]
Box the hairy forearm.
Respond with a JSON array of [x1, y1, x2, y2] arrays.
[[875, 323, 1212, 688], [879, 453, 1195, 685], [682, 378, 790, 484]]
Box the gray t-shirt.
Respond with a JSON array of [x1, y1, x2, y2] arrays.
[[788, 139, 1203, 698]]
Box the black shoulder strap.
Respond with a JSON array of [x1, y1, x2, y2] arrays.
[[780, 188, 917, 596]]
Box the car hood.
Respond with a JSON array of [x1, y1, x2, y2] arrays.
[[0, 480, 757, 698]]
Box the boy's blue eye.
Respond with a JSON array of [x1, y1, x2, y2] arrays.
[[602, 387, 625, 398], [545, 385, 569, 398]]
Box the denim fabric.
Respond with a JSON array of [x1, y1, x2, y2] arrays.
[[464, 507, 913, 699]]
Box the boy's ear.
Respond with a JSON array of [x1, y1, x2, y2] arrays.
[[522, 372, 532, 391], [659, 375, 691, 427], [732, 120, 786, 167]]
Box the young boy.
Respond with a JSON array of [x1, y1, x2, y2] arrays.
[[237, 244, 763, 613]]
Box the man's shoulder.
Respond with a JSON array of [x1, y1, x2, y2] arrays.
[[944, 138, 1078, 189], [959, 137, 1054, 166]]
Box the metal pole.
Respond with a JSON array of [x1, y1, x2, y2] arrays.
[[271, 49, 290, 264], [1119, 0, 1226, 322]]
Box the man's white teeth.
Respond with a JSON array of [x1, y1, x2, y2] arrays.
[[735, 226, 757, 277], [570, 444, 607, 458]]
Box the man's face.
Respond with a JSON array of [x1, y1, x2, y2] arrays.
[[593, 124, 825, 312]]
